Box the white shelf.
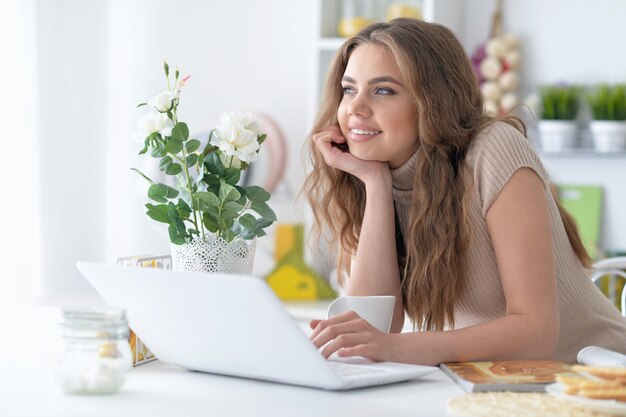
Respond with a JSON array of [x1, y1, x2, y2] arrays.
[[312, 0, 465, 117]]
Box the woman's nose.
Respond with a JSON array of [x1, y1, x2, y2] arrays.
[[347, 93, 372, 117]]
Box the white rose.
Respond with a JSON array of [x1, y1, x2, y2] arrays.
[[148, 90, 178, 112], [133, 111, 174, 142], [219, 111, 261, 135], [211, 111, 262, 166], [219, 152, 242, 169]]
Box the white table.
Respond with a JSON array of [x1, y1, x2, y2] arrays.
[[1, 304, 464, 417]]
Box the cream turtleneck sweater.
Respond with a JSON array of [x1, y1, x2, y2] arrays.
[[390, 122, 626, 363]]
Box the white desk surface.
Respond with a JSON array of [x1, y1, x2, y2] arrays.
[[1, 304, 465, 417]]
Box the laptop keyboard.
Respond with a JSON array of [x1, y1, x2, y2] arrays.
[[328, 361, 386, 378]]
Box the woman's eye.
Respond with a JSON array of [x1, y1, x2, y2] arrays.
[[342, 86, 355, 95], [375, 87, 394, 95]]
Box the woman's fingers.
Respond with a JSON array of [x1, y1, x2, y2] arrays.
[[321, 333, 370, 359], [309, 311, 361, 341]]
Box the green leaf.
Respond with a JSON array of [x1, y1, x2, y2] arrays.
[[203, 174, 221, 194], [168, 225, 186, 245], [185, 139, 201, 153], [239, 213, 257, 230], [151, 140, 167, 157], [163, 61, 169, 77], [219, 183, 241, 202], [204, 152, 224, 176], [165, 139, 183, 154], [176, 198, 192, 219], [223, 230, 237, 242], [256, 217, 274, 229], [245, 185, 270, 203], [136, 102, 148, 108], [170, 122, 189, 142], [223, 201, 244, 213], [131, 168, 154, 184], [235, 185, 247, 205], [196, 191, 220, 207], [251, 201, 277, 221], [145, 203, 171, 224], [186, 154, 198, 166], [165, 163, 183, 175], [167, 202, 180, 222], [159, 156, 173, 171], [254, 229, 266, 238], [257, 133, 267, 145], [223, 168, 241, 185], [202, 211, 219, 233], [148, 183, 179, 203]]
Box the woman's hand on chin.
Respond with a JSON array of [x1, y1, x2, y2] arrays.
[[313, 126, 389, 186]]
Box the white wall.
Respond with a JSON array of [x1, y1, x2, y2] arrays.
[[462, 0, 626, 86], [17, 0, 626, 307], [460, 0, 626, 252], [0, 0, 40, 304], [35, 0, 316, 306]]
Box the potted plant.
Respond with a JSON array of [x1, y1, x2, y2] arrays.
[[537, 85, 582, 152], [587, 84, 626, 153], [132, 62, 277, 274]]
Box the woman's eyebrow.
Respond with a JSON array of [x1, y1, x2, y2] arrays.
[[341, 75, 403, 86]]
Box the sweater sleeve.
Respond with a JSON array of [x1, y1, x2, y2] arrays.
[[470, 122, 549, 218]]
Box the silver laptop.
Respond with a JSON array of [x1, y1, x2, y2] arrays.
[[77, 261, 436, 390]]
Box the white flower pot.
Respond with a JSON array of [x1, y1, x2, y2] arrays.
[[171, 236, 256, 274], [589, 120, 626, 153], [537, 120, 578, 152]]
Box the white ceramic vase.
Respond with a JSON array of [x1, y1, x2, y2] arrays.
[[537, 120, 578, 152], [589, 120, 626, 153], [171, 236, 256, 274]]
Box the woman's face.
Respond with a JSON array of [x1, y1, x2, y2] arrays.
[[337, 43, 419, 168]]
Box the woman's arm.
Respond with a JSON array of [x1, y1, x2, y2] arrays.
[[311, 168, 560, 364], [312, 127, 404, 332], [346, 172, 405, 333]]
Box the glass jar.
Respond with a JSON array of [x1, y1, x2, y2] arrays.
[[55, 308, 132, 394]]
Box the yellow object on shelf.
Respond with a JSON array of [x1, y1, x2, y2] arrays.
[[337, 16, 374, 38], [386, 2, 422, 21], [266, 224, 336, 300]]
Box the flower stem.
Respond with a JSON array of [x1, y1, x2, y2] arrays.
[[173, 108, 202, 241]]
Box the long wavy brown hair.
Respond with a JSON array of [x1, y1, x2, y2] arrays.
[[303, 19, 590, 331]]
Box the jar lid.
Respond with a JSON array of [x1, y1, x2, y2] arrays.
[[59, 308, 129, 340]]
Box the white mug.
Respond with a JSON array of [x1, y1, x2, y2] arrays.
[[326, 295, 396, 333]]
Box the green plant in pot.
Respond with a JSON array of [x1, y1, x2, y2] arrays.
[[587, 84, 626, 153], [132, 62, 277, 273], [537, 85, 581, 152]]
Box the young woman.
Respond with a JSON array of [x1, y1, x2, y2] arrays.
[[303, 18, 626, 365]]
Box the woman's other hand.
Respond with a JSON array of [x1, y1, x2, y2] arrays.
[[308, 311, 397, 362]]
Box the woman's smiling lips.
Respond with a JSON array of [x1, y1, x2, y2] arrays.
[[348, 127, 382, 142]]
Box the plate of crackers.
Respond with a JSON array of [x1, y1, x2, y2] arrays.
[[546, 365, 626, 415]]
